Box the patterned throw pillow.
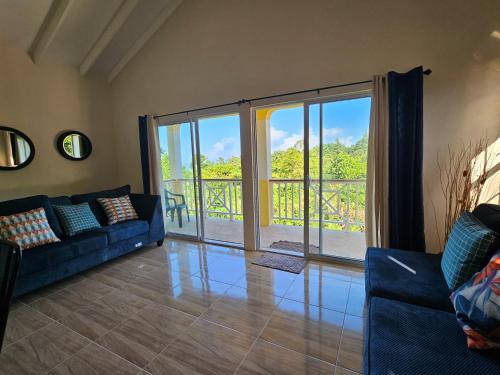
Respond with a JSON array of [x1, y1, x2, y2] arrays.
[[441, 212, 496, 290], [0, 207, 60, 250], [53, 203, 101, 236], [97, 195, 138, 225], [451, 251, 500, 349]]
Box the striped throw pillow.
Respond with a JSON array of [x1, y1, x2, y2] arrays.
[[441, 212, 497, 290], [0, 207, 60, 250], [97, 195, 138, 225]]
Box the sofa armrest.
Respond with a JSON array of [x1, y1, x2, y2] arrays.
[[129, 194, 165, 243]]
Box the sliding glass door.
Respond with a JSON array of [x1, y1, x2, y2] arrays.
[[197, 113, 244, 245], [158, 122, 199, 238], [305, 95, 371, 260], [158, 112, 244, 246]]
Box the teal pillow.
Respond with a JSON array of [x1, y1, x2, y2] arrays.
[[53, 203, 101, 236], [441, 212, 496, 290]]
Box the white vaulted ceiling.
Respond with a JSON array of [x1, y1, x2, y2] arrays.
[[0, 0, 183, 81]]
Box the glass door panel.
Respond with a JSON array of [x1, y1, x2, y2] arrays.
[[196, 113, 244, 245], [254, 104, 306, 255], [158, 122, 199, 238], [305, 96, 370, 260]]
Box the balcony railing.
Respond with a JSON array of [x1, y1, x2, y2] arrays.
[[163, 178, 365, 231]]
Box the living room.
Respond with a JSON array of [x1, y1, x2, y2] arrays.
[[0, 1, 499, 374]]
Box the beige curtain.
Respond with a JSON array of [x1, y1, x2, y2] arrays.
[[366, 75, 390, 248], [147, 115, 167, 229]]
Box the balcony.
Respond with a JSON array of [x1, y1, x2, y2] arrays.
[[163, 178, 366, 260]]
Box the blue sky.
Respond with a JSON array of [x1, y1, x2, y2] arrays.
[[158, 96, 371, 168]]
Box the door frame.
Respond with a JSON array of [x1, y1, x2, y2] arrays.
[[250, 83, 371, 264]]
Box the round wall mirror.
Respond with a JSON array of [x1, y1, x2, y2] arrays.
[[56, 131, 92, 161], [0, 126, 35, 170]]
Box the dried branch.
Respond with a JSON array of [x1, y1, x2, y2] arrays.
[[435, 136, 492, 250]]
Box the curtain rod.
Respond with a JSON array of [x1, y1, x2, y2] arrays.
[[154, 69, 432, 119]]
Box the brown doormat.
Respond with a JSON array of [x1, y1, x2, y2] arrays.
[[252, 253, 307, 274], [270, 240, 320, 254]]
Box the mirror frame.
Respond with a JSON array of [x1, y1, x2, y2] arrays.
[[0, 126, 36, 171], [56, 130, 92, 161]]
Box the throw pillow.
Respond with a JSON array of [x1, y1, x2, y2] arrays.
[[441, 212, 497, 290], [0, 207, 60, 249], [53, 203, 101, 236], [97, 195, 138, 225], [451, 251, 500, 349]]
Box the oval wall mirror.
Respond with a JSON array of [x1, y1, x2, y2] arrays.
[[0, 126, 35, 170], [56, 131, 92, 161]]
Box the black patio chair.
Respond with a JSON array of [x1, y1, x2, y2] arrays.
[[164, 189, 190, 228], [0, 240, 21, 352]]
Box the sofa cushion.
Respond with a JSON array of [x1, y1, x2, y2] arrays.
[[441, 212, 496, 290], [53, 203, 101, 236], [365, 297, 500, 375], [97, 195, 138, 225], [49, 196, 72, 206], [0, 207, 60, 250], [0, 195, 64, 237], [365, 247, 453, 312], [473, 204, 500, 265], [97, 220, 149, 244], [18, 231, 108, 276], [71, 185, 131, 225]]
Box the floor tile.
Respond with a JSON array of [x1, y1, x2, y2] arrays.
[[201, 285, 281, 337], [109, 258, 162, 277], [346, 283, 365, 317], [3, 304, 52, 346], [121, 268, 180, 302], [31, 288, 98, 320], [49, 343, 141, 375], [60, 289, 151, 340], [146, 319, 254, 375], [18, 274, 87, 304], [155, 276, 231, 316], [236, 339, 335, 375], [284, 274, 350, 313], [235, 267, 297, 297], [337, 314, 364, 373], [67, 278, 116, 299], [97, 303, 196, 368], [194, 258, 248, 285], [84, 267, 133, 289], [304, 261, 354, 282], [335, 366, 361, 375], [0, 322, 89, 375], [261, 298, 343, 364]]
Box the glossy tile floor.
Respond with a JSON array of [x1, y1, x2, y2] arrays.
[[1, 239, 365, 375]]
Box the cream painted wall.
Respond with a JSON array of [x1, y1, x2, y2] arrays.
[[0, 41, 117, 200], [110, 0, 500, 252]]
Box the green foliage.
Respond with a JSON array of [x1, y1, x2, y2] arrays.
[[161, 132, 368, 232]]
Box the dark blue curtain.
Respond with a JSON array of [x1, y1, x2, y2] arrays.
[[138, 115, 150, 194], [388, 66, 426, 251]]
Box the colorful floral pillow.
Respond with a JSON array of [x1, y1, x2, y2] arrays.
[[97, 195, 138, 225], [0, 207, 60, 250], [451, 251, 500, 349]]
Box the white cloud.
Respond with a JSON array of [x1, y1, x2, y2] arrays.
[[338, 136, 354, 146], [206, 137, 236, 160], [323, 127, 342, 142], [270, 126, 287, 142]]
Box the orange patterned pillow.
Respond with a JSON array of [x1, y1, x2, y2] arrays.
[[0, 207, 60, 249], [97, 195, 138, 225]]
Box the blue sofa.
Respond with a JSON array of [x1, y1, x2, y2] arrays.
[[0, 185, 165, 297], [364, 204, 500, 374]]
